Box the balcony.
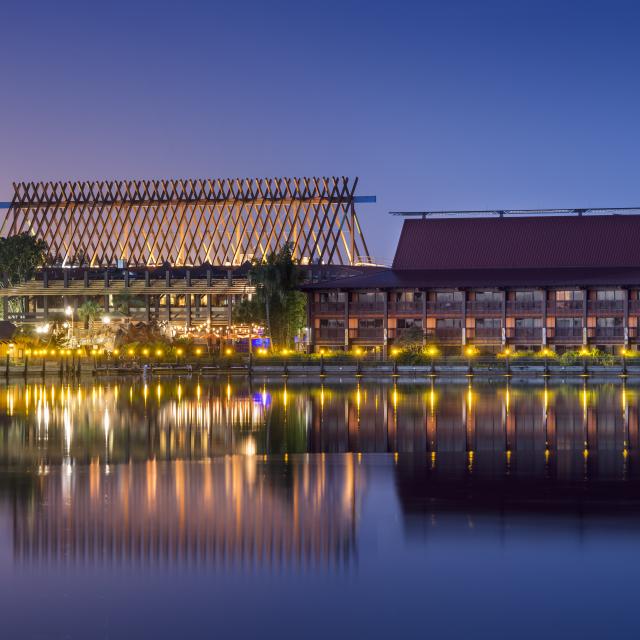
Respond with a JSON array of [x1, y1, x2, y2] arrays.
[[469, 327, 502, 341], [588, 300, 625, 315], [506, 301, 544, 315], [427, 301, 464, 316], [466, 301, 503, 316], [349, 327, 384, 341], [507, 327, 543, 342], [388, 300, 423, 315], [550, 327, 583, 343], [589, 326, 625, 341], [313, 301, 345, 315], [348, 302, 385, 315], [316, 327, 345, 342], [629, 300, 640, 315], [388, 326, 423, 340], [425, 327, 463, 343], [547, 300, 584, 315]]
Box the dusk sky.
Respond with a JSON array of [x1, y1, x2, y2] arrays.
[[2, 0, 639, 262]]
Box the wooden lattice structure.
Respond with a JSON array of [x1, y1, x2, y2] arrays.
[[1, 176, 370, 267]]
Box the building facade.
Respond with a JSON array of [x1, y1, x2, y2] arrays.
[[305, 210, 640, 354], [0, 175, 373, 339]]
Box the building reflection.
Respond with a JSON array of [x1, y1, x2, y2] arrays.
[[12, 456, 359, 569], [0, 380, 638, 473]]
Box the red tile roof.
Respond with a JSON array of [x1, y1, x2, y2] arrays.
[[392, 215, 640, 270]]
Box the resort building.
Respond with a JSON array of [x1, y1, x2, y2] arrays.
[[0, 176, 373, 342], [304, 209, 640, 354]]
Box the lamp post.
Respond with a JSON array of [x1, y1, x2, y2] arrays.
[[65, 306, 74, 347]]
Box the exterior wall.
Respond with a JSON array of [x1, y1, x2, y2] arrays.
[[309, 286, 640, 353], [0, 267, 254, 333]]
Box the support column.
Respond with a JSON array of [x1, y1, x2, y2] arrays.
[[501, 290, 507, 347], [186, 294, 191, 330], [307, 292, 314, 354], [344, 291, 349, 350], [542, 288, 548, 346], [461, 290, 467, 347], [382, 291, 388, 359], [582, 288, 588, 346], [624, 288, 630, 346], [421, 290, 427, 347]]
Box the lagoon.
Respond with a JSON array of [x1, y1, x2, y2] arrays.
[[0, 378, 638, 639]]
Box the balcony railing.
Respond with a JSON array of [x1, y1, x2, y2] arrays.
[[425, 327, 463, 342], [466, 301, 502, 315], [590, 327, 625, 340], [588, 300, 625, 314], [349, 327, 384, 340], [313, 301, 345, 315], [470, 327, 502, 340], [348, 302, 385, 315], [507, 327, 543, 341], [388, 300, 423, 315], [551, 327, 583, 341], [316, 327, 345, 342], [427, 301, 464, 315], [547, 300, 584, 315], [506, 301, 544, 315], [388, 326, 423, 340]]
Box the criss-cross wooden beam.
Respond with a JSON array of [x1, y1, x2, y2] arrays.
[[1, 176, 370, 267]]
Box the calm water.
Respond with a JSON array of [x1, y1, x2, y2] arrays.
[[0, 377, 639, 639]]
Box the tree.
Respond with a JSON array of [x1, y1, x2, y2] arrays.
[[0, 233, 48, 284], [238, 243, 306, 349], [77, 299, 103, 331]]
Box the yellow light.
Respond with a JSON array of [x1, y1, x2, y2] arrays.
[[49, 349, 56, 356], [391, 347, 399, 356], [127, 348, 135, 356], [354, 347, 362, 355], [620, 348, 628, 357], [25, 349, 31, 356], [142, 348, 149, 356], [579, 348, 590, 357], [465, 346, 477, 357], [113, 349, 119, 356], [155, 349, 163, 357], [502, 348, 511, 357], [176, 348, 184, 356], [258, 347, 267, 355], [427, 346, 438, 356], [195, 348, 203, 356], [225, 348, 232, 355], [281, 348, 289, 355]]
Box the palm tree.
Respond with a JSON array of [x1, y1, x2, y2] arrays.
[[77, 300, 103, 332], [250, 243, 303, 350]]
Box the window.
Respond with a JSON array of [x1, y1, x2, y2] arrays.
[[515, 290, 544, 302], [319, 319, 344, 328], [392, 291, 422, 302], [436, 318, 462, 328], [474, 291, 501, 302], [358, 318, 383, 328], [397, 318, 422, 329], [596, 290, 625, 301], [596, 317, 623, 328], [476, 318, 501, 329], [319, 291, 345, 303], [515, 318, 542, 328], [436, 291, 464, 302], [556, 290, 582, 301], [354, 292, 384, 303], [557, 318, 581, 329]]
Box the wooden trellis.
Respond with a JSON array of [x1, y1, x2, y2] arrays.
[[1, 176, 370, 267]]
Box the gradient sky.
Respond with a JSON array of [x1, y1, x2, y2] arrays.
[[1, 0, 639, 262]]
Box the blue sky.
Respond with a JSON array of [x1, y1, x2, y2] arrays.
[[1, 0, 639, 262]]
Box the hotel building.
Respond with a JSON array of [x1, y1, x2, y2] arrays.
[[304, 209, 640, 354]]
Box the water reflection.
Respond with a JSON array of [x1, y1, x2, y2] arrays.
[[11, 457, 358, 570], [0, 379, 638, 469], [3, 381, 640, 638]]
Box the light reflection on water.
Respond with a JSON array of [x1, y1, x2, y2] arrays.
[[0, 379, 639, 638]]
